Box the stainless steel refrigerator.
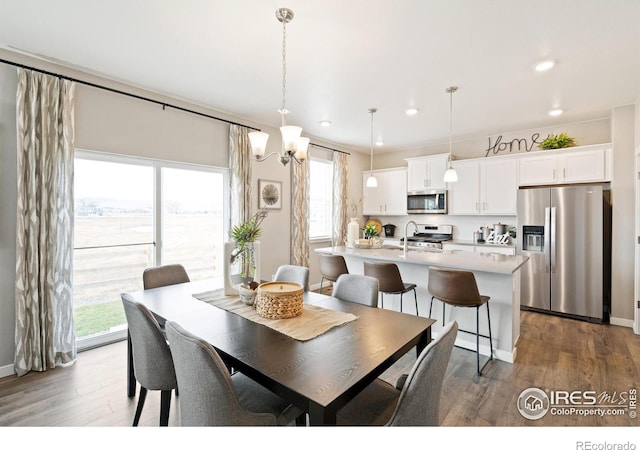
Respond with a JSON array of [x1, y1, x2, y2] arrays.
[[517, 185, 611, 322]]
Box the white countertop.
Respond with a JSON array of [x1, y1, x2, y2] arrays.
[[316, 246, 529, 275]]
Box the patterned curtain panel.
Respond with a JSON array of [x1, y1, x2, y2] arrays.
[[332, 152, 348, 247], [228, 124, 252, 228], [14, 69, 76, 376], [291, 160, 310, 266]]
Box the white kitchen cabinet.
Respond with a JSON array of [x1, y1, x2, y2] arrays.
[[448, 157, 517, 215], [362, 168, 407, 216], [405, 154, 449, 191], [518, 144, 611, 186]]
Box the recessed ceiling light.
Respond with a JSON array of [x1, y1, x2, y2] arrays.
[[405, 107, 419, 116], [319, 120, 332, 127], [375, 139, 384, 146], [548, 108, 563, 116], [535, 60, 555, 72]]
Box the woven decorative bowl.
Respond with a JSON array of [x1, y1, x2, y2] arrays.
[[255, 281, 304, 319]]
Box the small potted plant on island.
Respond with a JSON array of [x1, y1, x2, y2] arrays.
[[360, 224, 382, 248]]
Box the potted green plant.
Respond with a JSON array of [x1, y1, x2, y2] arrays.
[[539, 132, 576, 150], [362, 224, 380, 240], [229, 210, 267, 299]]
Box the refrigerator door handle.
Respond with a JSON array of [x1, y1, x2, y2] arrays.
[[550, 206, 557, 273], [544, 207, 551, 273]]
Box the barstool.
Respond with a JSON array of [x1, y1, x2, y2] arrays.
[[364, 261, 418, 315], [318, 254, 349, 294], [427, 266, 493, 375]]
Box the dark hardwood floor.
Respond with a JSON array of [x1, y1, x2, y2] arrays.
[[0, 291, 638, 427]]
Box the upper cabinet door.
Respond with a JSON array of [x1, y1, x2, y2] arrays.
[[384, 169, 407, 215], [407, 158, 428, 191], [448, 161, 480, 214], [362, 168, 407, 216], [406, 154, 449, 191], [519, 154, 557, 186], [481, 158, 518, 215], [362, 172, 381, 215], [559, 149, 606, 183], [519, 144, 611, 186]]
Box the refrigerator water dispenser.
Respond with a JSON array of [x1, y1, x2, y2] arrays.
[[522, 225, 544, 252]]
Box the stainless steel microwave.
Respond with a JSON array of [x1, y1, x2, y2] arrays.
[[407, 190, 447, 214]]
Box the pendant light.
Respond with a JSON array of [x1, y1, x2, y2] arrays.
[[248, 8, 308, 167], [366, 108, 378, 188], [443, 86, 458, 183]]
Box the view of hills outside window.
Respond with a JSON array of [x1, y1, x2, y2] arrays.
[[73, 157, 224, 341]]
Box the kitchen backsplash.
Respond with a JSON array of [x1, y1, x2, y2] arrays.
[[370, 214, 516, 243]]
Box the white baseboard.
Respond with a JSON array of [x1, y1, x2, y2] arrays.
[[0, 363, 15, 379], [609, 316, 634, 328]]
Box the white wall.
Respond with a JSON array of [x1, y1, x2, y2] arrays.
[[374, 118, 612, 166], [611, 105, 636, 323]]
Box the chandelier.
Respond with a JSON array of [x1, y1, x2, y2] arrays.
[[248, 8, 309, 167]]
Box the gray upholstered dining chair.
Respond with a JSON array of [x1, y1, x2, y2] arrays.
[[274, 264, 309, 291], [165, 320, 304, 426], [128, 263, 191, 398], [143, 264, 190, 290], [121, 294, 178, 426], [336, 321, 458, 426], [332, 274, 379, 307]]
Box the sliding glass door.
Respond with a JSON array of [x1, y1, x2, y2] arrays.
[[73, 151, 227, 349]]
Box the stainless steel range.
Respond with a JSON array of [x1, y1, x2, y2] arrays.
[[400, 224, 453, 249]]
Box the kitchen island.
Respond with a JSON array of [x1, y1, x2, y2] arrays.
[[315, 246, 529, 364]]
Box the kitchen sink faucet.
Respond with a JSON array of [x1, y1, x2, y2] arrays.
[[403, 220, 419, 259]]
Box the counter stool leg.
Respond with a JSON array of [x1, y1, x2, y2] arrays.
[[487, 302, 493, 363], [476, 306, 481, 375], [320, 277, 324, 294], [413, 289, 419, 316], [429, 296, 435, 318], [400, 293, 403, 313]]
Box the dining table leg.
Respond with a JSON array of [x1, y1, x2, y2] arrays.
[[308, 402, 336, 426], [416, 328, 432, 358]]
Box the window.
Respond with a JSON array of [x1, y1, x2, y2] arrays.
[[73, 151, 227, 349], [309, 158, 333, 240]]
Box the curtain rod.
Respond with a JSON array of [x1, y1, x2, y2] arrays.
[[0, 57, 260, 130], [310, 142, 350, 156], [0, 57, 350, 156]]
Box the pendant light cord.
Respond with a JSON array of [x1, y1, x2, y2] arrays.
[[447, 86, 457, 168], [369, 108, 377, 174]]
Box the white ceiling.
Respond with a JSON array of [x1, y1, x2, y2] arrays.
[[1, 0, 639, 154]]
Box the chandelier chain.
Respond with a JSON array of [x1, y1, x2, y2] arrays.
[[280, 16, 288, 123]]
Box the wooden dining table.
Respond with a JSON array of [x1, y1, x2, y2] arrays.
[[123, 278, 435, 426]]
